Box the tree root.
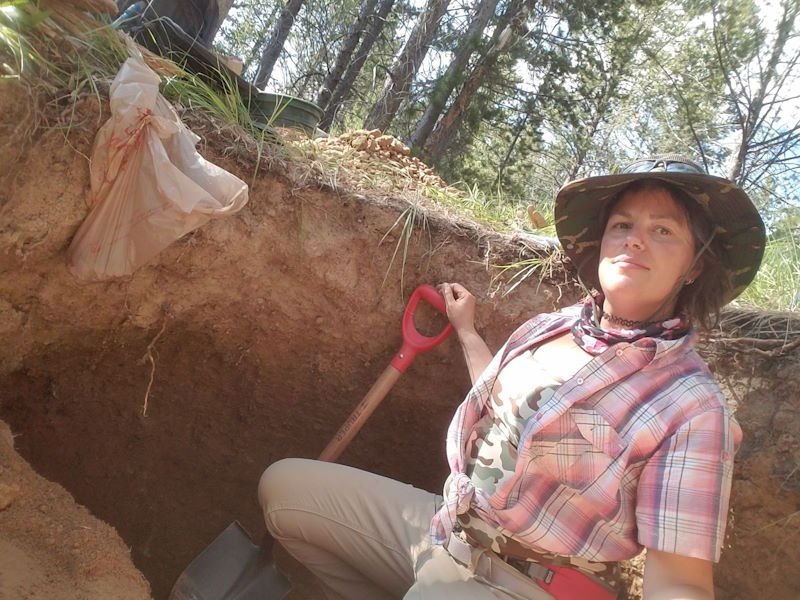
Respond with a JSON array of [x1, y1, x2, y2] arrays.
[[141, 316, 168, 416]]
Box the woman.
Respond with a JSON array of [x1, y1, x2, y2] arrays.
[[259, 155, 765, 599]]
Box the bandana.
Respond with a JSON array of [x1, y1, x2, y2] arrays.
[[571, 294, 690, 355]]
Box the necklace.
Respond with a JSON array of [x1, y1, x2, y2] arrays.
[[601, 311, 654, 329]]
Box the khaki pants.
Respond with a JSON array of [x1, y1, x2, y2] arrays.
[[259, 459, 553, 600]]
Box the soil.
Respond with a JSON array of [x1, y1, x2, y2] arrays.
[[0, 420, 151, 599], [0, 73, 798, 600]]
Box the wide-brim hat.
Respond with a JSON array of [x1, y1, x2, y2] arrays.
[[554, 155, 766, 304]]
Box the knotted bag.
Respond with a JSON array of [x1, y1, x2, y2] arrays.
[[67, 42, 248, 280]]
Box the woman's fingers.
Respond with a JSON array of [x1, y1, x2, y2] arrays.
[[449, 282, 469, 298], [437, 282, 476, 331], [439, 282, 470, 302]]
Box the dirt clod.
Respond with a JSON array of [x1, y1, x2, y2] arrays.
[[0, 483, 20, 510]]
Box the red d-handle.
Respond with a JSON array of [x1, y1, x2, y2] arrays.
[[318, 284, 453, 462], [390, 284, 453, 373]]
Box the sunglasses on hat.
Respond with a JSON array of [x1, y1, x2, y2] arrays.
[[622, 157, 705, 175]]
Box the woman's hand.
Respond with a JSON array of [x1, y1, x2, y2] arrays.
[[438, 282, 493, 384], [438, 282, 478, 336]]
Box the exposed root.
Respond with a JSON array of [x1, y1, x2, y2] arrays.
[[141, 316, 168, 417], [740, 510, 800, 536], [706, 308, 800, 357]]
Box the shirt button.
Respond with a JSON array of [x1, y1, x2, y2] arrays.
[[576, 377, 584, 385], [535, 413, 542, 421], [616, 349, 624, 356]]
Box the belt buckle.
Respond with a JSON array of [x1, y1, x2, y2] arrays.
[[446, 530, 481, 572], [500, 553, 554, 586], [520, 560, 555, 585], [448, 529, 562, 593]]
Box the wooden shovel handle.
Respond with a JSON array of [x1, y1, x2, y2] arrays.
[[318, 365, 402, 462], [318, 285, 452, 462]]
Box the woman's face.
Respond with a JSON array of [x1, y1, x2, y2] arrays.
[[598, 184, 699, 322]]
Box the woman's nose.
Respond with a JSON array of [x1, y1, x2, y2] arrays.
[[624, 230, 645, 250]]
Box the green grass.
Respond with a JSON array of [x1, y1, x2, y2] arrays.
[[437, 182, 524, 230], [161, 71, 255, 131], [1, 2, 276, 139], [380, 202, 430, 298], [490, 252, 564, 296], [737, 234, 800, 311], [1, 1, 54, 78]]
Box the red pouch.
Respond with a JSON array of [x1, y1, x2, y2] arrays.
[[538, 564, 616, 599]]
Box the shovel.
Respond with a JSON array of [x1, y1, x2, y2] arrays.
[[169, 284, 453, 600]]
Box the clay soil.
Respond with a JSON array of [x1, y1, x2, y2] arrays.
[[0, 79, 798, 600]]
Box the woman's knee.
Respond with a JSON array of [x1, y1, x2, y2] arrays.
[[258, 457, 310, 510]]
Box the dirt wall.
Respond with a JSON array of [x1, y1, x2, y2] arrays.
[[1, 83, 798, 599], [703, 344, 800, 599]]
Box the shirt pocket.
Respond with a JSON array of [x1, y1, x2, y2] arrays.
[[556, 407, 627, 491]]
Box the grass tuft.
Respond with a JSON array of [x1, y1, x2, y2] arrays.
[[737, 234, 800, 312], [379, 202, 430, 299]]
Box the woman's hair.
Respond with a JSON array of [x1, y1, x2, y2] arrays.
[[595, 179, 732, 330]]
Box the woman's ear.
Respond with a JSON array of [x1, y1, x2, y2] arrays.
[[686, 261, 704, 285]]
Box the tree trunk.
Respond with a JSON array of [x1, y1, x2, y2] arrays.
[[132, 0, 231, 46], [494, 113, 528, 187], [141, 0, 206, 38], [722, 1, 799, 186], [199, 0, 235, 46], [409, 0, 500, 150], [320, 0, 396, 131], [241, 4, 283, 75], [363, 0, 451, 132], [254, 0, 308, 89], [315, 0, 381, 110], [423, 0, 530, 163]]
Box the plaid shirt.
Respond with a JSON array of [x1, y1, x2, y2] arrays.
[[431, 304, 741, 563]]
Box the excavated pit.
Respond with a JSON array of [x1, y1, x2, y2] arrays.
[[1, 83, 798, 599]]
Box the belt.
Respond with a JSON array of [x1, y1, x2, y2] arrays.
[[446, 529, 618, 600], [459, 526, 607, 575], [445, 530, 556, 600]]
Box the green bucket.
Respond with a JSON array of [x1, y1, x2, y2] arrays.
[[250, 93, 324, 135]]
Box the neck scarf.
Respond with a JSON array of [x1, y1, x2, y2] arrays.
[[571, 294, 690, 355]]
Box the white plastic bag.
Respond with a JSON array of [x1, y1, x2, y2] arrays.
[[67, 42, 248, 281]]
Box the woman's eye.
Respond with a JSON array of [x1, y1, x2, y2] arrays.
[[655, 226, 672, 235], [610, 221, 630, 230]]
